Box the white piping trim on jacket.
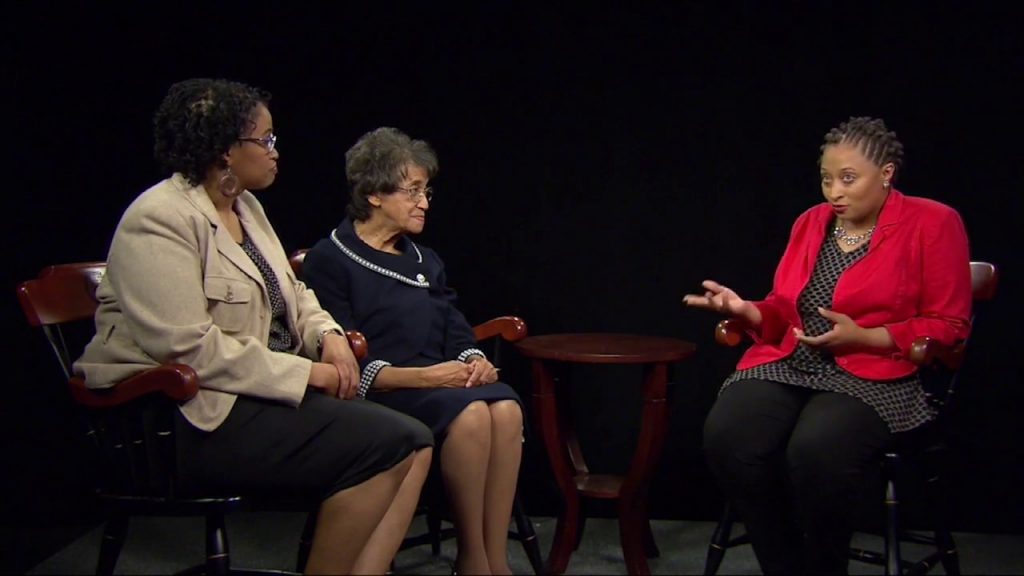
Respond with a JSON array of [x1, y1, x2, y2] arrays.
[[330, 229, 429, 288]]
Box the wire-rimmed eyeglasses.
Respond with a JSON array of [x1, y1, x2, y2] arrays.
[[238, 133, 278, 152], [395, 186, 434, 203]]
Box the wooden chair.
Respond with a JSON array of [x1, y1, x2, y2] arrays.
[[290, 248, 545, 575], [16, 262, 368, 576], [702, 261, 998, 576]]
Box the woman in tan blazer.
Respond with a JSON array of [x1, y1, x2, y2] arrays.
[[74, 78, 433, 575]]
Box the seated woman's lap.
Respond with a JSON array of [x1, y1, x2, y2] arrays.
[[367, 381, 522, 438], [175, 393, 433, 503], [786, 387, 890, 485], [704, 378, 890, 494]]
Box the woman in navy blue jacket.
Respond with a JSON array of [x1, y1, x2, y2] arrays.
[[303, 127, 523, 576]]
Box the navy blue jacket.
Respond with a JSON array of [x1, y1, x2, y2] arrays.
[[303, 218, 481, 393]]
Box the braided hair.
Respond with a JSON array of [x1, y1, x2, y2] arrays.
[[821, 116, 904, 180]]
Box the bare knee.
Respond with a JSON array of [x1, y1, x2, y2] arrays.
[[448, 400, 493, 437], [488, 400, 523, 441], [412, 446, 433, 474], [388, 450, 416, 479], [322, 450, 415, 507]]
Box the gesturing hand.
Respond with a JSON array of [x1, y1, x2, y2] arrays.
[[682, 280, 762, 326], [320, 332, 360, 400], [793, 307, 865, 352]]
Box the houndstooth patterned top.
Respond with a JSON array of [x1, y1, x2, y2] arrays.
[[721, 228, 937, 433], [240, 233, 294, 353]]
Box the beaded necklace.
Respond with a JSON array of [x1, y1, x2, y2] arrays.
[[832, 222, 875, 246]]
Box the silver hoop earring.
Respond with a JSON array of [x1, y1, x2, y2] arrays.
[[219, 167, 242, 198]]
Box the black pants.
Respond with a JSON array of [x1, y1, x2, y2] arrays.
[[703, 379, 892, 575]]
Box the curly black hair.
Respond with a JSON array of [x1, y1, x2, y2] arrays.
[[153, 78, 271, 185], [821, 116, 904, 181], [345, 127, 438, 221]]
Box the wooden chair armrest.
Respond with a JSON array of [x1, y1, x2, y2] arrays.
[[68, 334, 364, 410], [69, 364, 199, 409], [715, 318, 752, 347], [472, 316, 528, 343], [712, 321, 967, 371], [909, 336, 966, 370], [345, 330, 368, 361]]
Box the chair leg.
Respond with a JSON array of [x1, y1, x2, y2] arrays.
[[96, 514, 128, 576], [934, 526, 960, 576], [704, 502, 736, 576], [511, 494, 544, 576], [929, 470, 960, 576], [883, 473, 902, 576], [427, 505, 444, 556], [642, 517, 660, 559], [924, 453, 960, 576], [296, 510, 318, 574], [574, 515, 587, 551], [205, 512, 230, 576]]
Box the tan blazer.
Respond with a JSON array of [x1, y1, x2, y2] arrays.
[[74, 174, 343, 431]]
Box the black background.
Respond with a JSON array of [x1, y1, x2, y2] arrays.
[[5, 2, 1022, 572]]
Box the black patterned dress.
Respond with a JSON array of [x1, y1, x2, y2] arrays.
[[721, 230, 937, 433], [240, 233, 293, 352]]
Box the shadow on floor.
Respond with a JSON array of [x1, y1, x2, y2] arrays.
[[28, 512, 1024, 575]]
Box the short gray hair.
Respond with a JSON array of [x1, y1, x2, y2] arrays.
[[345, 127, 439, 221]]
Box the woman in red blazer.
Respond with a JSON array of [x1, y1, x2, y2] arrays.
[[684, 116, 972, 574]]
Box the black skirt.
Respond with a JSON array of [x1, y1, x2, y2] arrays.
[[175, 392, 433, 503]]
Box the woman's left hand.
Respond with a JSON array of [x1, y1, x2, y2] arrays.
[[320, 333, 360, 400], [466, 356, 499, 387], [793, 307, 866, 352]]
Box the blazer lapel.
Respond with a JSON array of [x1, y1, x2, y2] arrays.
[[805, 206, 830, 277], [177, 176, 265, 289], [867, 189, 905, 253]]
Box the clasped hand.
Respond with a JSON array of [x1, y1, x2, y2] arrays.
[[424, 358, 499, 388], [316, 332, 361, 400]]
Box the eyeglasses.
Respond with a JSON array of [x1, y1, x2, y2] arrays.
[[238, 133, 277, 152], [395, 186, 434, 203]]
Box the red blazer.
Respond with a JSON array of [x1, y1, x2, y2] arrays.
[[739, 189, 972, 381]]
